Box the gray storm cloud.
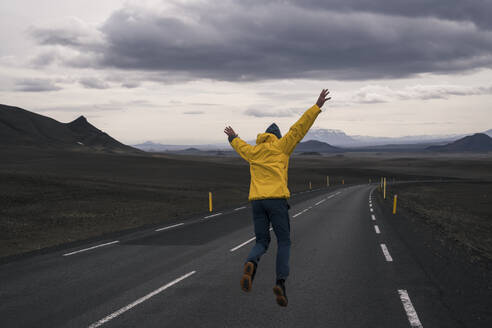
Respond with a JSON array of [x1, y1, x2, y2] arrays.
[[29, 0, 492, 81], [270, 0, 492, 30], [15, 78, 62, 92], [346, 84, 492, 104], [79, 77, 109, 89]]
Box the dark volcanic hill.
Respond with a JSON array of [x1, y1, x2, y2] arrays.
[[294, 140, 342, 153], [0, 104, 139, 153], [427, 133, 492, 152]]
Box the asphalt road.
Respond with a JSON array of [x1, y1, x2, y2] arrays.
[[0, 184, 463, 327]]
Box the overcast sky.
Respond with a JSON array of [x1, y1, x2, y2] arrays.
[[1, 0, 491, 144]]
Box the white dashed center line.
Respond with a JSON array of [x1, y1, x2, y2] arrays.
[[370, 208, 374, 212], [398, 289, 423, 328], [315, 199, 325, 206], [371, 214, 376, 221], [63, 241, 119, 257], [293, 208, 310, 218], [88, 271, 196, 328], [374, 225, 381, 234], [203, 212, 222, 219], [155, 223, 184, 232], [230, 237, 256, 252], [380, 243, 393, 262], [234, 206, 247, 211]]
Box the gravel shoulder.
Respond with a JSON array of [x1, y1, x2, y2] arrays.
[[384, 181, 492, 261], [376, 181, 492, 327]]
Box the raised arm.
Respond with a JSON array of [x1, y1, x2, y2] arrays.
[[224, 126, 254, 162], [278, 89, 331, 155]]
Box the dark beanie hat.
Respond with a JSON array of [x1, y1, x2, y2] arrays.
[[266, 123, 282, 139]]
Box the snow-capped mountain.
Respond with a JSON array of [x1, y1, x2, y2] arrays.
[[305, 129, 356, 146]]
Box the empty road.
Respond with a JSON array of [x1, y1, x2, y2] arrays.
[[0, 184, 462, 327]]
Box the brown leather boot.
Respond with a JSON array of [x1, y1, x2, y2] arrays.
[[240, 261, 257, 292], [273, 279, 288, 307]]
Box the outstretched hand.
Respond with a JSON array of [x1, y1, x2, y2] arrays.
[[316, 89, 331, 108], [224, 126, 238, 138]]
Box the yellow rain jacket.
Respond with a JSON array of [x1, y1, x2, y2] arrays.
[[230, 104, 322, 200]]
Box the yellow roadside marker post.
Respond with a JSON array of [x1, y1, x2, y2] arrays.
[[327, 176, 330, 187], [209, 192, 213, 212], [393, 195, 398, 214], [369, 178, 371, 184], [383, 178, 387, 199], [309, 181, 312, 190], [342, 179, 344, 185]]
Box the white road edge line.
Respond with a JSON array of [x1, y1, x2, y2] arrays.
[[230, 237, 256, 252], [88, 271, 196, 328], [203, 212, 222, 219], [371, 214, 376, 221], [294, 208, 309, 217], [315, 199, 325, 206], [374, 225, 381, 234], [234, 206, 247, 211], [380, 243, 393, 262], [398, 289, 423, 328], [63, 241, 119, 257], [155, 223, 184, 232]]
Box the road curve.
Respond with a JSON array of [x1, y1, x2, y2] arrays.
[[0, 184, 461, 327]]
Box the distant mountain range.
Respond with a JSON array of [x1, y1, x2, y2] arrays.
[[427, 133, 492, 152], [135, 128, 492, 154], [0, 104, 139, 153], [294, 140, 341, 153], [2, 103, 489, 154], [134, 141, 224, 152], [304, 128, 469, 147], [304, 129, 356, 146]]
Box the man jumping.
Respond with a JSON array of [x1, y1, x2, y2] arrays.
[[224, 89, 331, 307]]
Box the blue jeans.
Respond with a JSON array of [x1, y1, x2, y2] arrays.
[[246, 198, 291, 280]]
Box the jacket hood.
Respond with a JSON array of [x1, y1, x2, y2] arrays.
[[256, 132, 278, 145], [265, 123, 282, 139]]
